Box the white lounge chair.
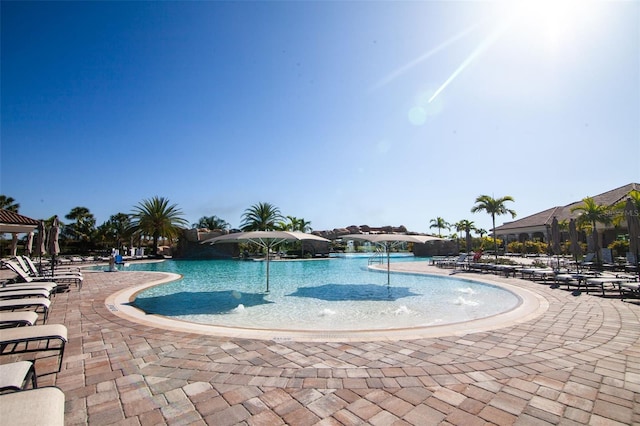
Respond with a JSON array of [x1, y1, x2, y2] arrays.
[[0, 361, 37, 392], [0, 312, 39, 328], [0, 298, 51, 322], [0, 283, 57, 293], [0, 387, 65, 425], [0, 324, 67, 372], [0, 289, 51, 300], [2, 261, 72, 292], [20, 256, 82, 278]]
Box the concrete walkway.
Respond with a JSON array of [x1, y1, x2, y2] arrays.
[[2, 262, 640, 425]]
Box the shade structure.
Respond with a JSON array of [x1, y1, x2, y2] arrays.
[[201, 231, 331, 292], [26, 232, 34, 256], [10, 234, 18, 256], [0, 209, 39, 234], [624, 198, 639, 276], [569, 218, 582, 270], [35, 221, 46, 258], [48, 216, 60, 274], [550, 216, 561, 269], [339, 234, 442, 284], [591, 227, 600, 264]]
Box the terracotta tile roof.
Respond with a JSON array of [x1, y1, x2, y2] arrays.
[[0, 209, 39, 226], [495, 182, 639, 232]]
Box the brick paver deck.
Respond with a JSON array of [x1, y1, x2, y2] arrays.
[[2, 262, 639, 425]]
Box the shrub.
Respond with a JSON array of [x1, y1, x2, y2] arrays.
[[608, 240, 629, 258]]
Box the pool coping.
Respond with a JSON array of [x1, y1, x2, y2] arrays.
[[104, 264, 548, 342]]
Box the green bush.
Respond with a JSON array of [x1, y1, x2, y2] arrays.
[[507, 240, 547, 254], [608, 240, 629, 258]]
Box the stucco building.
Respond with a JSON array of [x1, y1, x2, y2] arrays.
[[493, 182, 639, 250]]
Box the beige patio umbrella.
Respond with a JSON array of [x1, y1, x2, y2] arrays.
[[550, 216, 561, 269], [25, 232, 34, 256], [201, 231, 330, 292], [591, 227, 600, 265], [48, 216, 60, 274], [569, 218, 582, 271], [339, 234, 442, 285], [10, 233, 19, 256], [624, 197, 639, 278], [35, 220, 46, 273]]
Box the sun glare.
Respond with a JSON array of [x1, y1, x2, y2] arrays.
[[501, 0, 599, 51]]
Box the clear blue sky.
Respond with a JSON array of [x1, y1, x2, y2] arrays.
[[1, 1, 638, 234]]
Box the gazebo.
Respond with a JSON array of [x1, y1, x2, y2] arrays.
[[0, 209, 39, 256]]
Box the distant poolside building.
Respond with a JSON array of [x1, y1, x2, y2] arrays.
[[494, 182, 639, 250]]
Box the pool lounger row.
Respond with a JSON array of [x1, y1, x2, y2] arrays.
[[0, 311, 40, 328], [0, 324, 68, 373], [0, 298, 51, 322]]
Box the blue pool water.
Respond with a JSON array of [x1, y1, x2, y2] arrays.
[[121, 255, 520, 331]]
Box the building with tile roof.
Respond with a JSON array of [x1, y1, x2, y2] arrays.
[[494, 183, 639, 250], [0, 208, 39, 234]]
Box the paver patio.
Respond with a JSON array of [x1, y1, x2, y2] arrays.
[[1, 261, 639, 425]]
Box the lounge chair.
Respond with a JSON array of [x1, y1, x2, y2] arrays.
[[2, 261, 72, 292], [20, 256, 81, 278], [0, 324, 68, 372], [585, 275, 635, 297], [0, 298, 51, 322], [0, 312, 39, 328], [0, 361, 37, 392], [0, 289, 51, 300], [0, 283, 57, 293], [0, 387, 65, 425]]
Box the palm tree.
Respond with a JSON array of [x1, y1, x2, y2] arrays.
[[571, 197, 612, 263], [612, 190, 640, 227], [65, 207, 96, 243], [192, 215, 229, 231], [429, 217, 450, 237], [277, 216, 312, 232], [471, 195, 516, 260], [240, 202, 283, 231], [97, 213, 132, 251], [130, 196, 188, 256], [457, 219, 476, 252], [0, 195, 20, 212]]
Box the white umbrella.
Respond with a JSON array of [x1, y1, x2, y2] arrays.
[[339, 234, 442, 284], [10, 233, 18, 256], [48, 216, 60, 274], [624, 198, 639, 278], [201, 231, 330, 292], [550, 216, 561, 269], [569, 218, 582, 271], [26, 232, 34, 256]]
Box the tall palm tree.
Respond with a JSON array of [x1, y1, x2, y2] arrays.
[[571, 197, 612, 263], [65, 206, 96, 243], [457, 219, 476, 252], [130, 196, 188, 256], [429, 217, 450, 237], [192, 215, 229, 231], [471, 195, 516, 260], [0, 195, 20, 212], [240, 202, 283, 231]]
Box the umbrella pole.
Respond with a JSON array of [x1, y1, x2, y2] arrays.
[[386, 244, 390, 286], [265, 247, 270, 293]]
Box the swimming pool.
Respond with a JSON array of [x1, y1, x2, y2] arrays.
[[123, 256, 521, 332]]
